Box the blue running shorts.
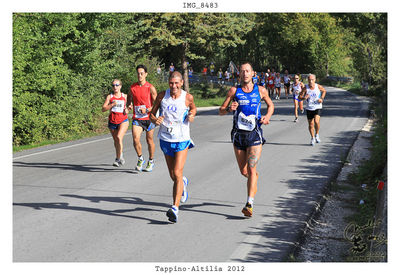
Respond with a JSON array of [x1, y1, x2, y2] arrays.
[[108, 118, 129, 130], [231, 127, 266, 151], [159, 139, 194, 157]]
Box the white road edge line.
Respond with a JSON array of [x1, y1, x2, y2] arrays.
[[13, 132, 132, 160]]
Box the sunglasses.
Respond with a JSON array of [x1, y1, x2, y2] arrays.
[[111, 84, 120, 87]]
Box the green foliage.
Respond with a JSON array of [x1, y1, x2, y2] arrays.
[[333, 13, 387, 86], [12, 12, 387, 147], [234, 13, 353, 78], [142, 13, 255, 91], [12, 13, 158, 146]]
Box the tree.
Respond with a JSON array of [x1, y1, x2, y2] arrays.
[[141, 13, 255, 91], [333, 13, 387, 86]]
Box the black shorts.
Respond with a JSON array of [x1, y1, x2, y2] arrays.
[[306, 109, 322, 120], [132, 119, 156, 131], [231, 127, 266, 151], [284, 83, 290, 88]]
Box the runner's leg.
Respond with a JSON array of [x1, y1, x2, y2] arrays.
[[110, 128, 119, 158], [314, 114, 321, 136], [164, 148, 189, 208], [132, 124, 144, 157], [308, 117, 315, 138], [146, 128, 155, 160], [234, 146, 249, 178], [116, 121, 129, 159], [299, 100, 304, 112], [246, 145, 262, 198]]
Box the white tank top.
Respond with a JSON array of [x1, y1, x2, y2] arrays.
[[274, 76, 281, 86], [158, 89, 191, 142], [283, 75, 290, 84], [305, 84, 322, 110], [292, 82, 302, 96]]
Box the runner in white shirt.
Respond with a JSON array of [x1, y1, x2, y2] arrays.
[[291, 73, 304, 122], [299, 74, 327, 146], [283, 70, 291, 99], [150, 71, 197, 223], [274, 72, 282, 100]]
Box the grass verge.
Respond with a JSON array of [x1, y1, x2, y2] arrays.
[[341, 85, 387, 262], [13, 83, 229, 152]]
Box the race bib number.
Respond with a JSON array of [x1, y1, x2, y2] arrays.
[[269, 80, 273, 84], [134, 105, 148, 119], [238, 112, 256, 131], [160, 122, 181, 139], [111, 100, 125, 113]]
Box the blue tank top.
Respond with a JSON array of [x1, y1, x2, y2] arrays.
[[233, 84, 262, 131]]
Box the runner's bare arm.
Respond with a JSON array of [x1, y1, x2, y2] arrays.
[[150, 91, 165, 125], [147, 85, 158, 113], [186, 93, 197, 123], [102, 94, 115, 112], [298, 85, 308, 101], [219, 86, 237, 115], [318, 84, 327, 103], [259, 86, 274, 125], [126, 91, 133, 112]]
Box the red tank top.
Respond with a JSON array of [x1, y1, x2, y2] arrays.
[[130, 82, 154, 120], [267, 76, 274, 86], [108, 93, 128, 124]]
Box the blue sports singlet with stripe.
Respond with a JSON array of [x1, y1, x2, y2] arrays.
[[233, 84, 262, 131]]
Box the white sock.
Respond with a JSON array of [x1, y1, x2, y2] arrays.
[[171, 205, 179, 212], [247, 197, 254, 205]]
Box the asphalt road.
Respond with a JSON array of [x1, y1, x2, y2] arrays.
[[13, 86, 370, 262]]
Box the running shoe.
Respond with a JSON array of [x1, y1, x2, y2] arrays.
[[143, 159, 154, 172], [113, 159, 120, 167], [315, 134, 321, 143], [118, 157, 125, 166], [166, 206, 179, 223], [310, 138, 316, 146], [294, 117, 298, 122], [241, 203, 253, 217], [181, 176, 189, 203], [135, 157, 145, 171]]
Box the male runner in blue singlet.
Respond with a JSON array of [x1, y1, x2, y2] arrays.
[[219, 62, 274, 217]]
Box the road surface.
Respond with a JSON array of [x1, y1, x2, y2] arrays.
[[13, 86, 370, 262]]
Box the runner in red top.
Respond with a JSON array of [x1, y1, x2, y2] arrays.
[[102, 79, 129, 167], [267, 74, 275, 98], [127, 64, 158, 172]]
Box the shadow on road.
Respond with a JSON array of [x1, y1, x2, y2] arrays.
[[231, 130, 361, 262], [270, 90, 369, 118], [14, 194, 240, 225], [13, 161, 137, 174]]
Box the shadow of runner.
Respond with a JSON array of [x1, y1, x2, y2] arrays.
[[13, 201, 170, 225], [14, 195, 239, 225], [232, 130, 361, 262], [13, 161, 137, 174]]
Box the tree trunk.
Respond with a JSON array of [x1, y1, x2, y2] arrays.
[[182, 43, 190, 92]]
